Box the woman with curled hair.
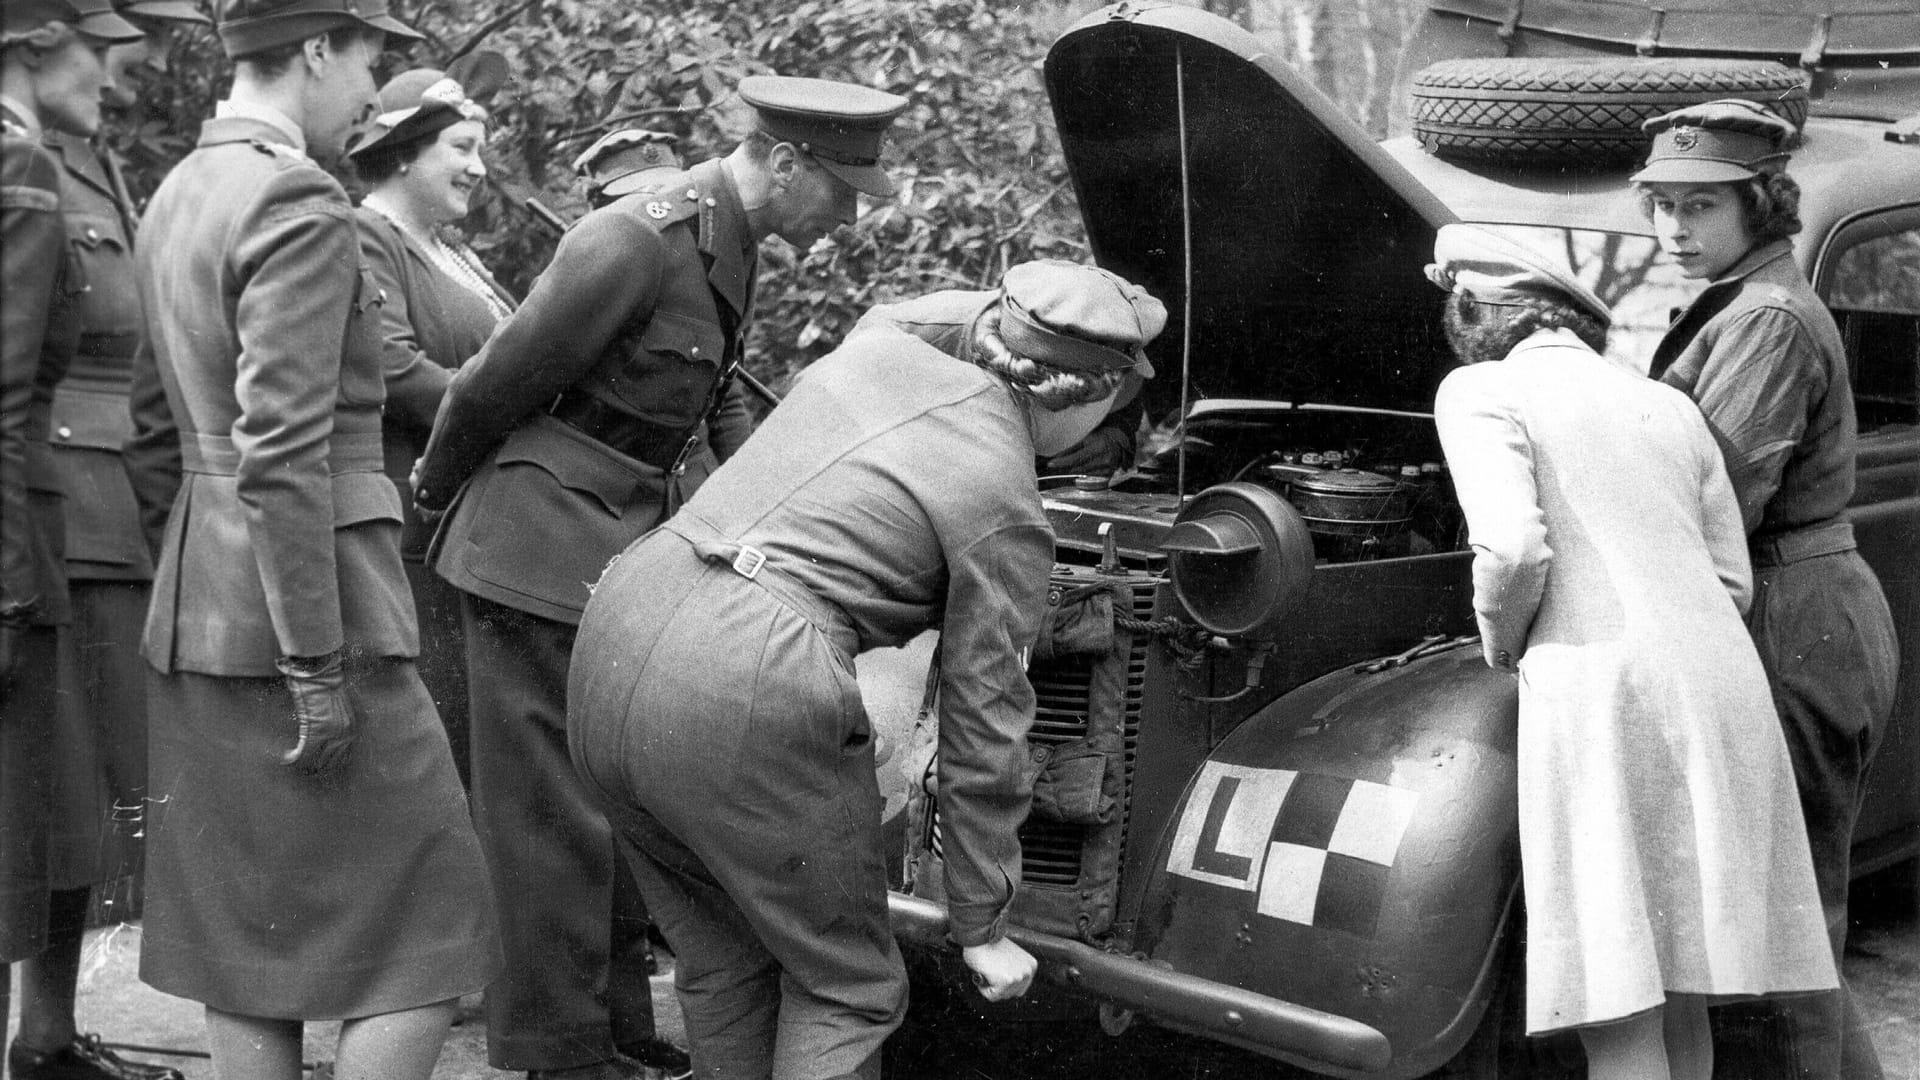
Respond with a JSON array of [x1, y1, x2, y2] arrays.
[[1634, 99, 1899, 1080], [567, 261, 1164, 1080], [1429, 223, 1834, 1080], [347, 60, 514, 785]]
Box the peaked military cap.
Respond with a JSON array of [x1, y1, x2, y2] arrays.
[[738, 74, 909, 198], [4, 0, 143, 41], [1426, 223, 1612, 327], [116, 0, 210, 25], [214, 0, 420, 59], [573, 128, 682, 201], [1631, 99, 1797, 184], [999, 260, 1167, 378], [349, 52, 505, 160]]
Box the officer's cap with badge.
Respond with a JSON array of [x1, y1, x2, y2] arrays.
[[1631, 98, 1797, 185], [348, 50, 506, 162], [212, 0, 420, 59], [738, 74, 909, 198], [998, 260, 1167, 379], [1425, 222, 1613, 327], [573, 128, 682, 203], [115, 0, 210, 26], [3, 0, 144, 43]]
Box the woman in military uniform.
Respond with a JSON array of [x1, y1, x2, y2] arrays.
[[11, 6, 207, 1080], [568, 261, 1165, 1080], [1636, 99, 1900, 1080], [348, 60, 514, 787], [1, 0, 140, 1061], [133, 2, 497, 1078]]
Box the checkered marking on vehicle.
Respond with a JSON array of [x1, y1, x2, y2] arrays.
[[1167, 761, 1418, 936]]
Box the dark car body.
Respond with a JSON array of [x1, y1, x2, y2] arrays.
[[886, 2, 1919, 1076]]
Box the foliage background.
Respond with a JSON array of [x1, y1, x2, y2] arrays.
[[110, 0, 1431, 396]]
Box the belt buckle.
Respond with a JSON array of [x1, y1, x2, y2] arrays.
[[731, 545, 766, 580]]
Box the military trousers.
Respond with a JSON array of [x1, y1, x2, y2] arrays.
[[463, 594, 658, 1070], [1712, 549, 1898, 1080], [570, 532, 908, 1080]]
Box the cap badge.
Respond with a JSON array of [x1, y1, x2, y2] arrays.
[[1672, 127, 1699, 152], [646, 201, 671, 219]]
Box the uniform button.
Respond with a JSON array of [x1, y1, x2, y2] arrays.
[[685, 188, 698, 199], [84, 227, 100, 242], [56, 425, 73, 440], [704, 197, 716, 207], [689, 346, 700, 357]]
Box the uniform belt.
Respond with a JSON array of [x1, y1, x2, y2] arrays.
[[1750, 519, 1855, 568], [663, 519, 857, 657], [180, 431, 386, 477], [549, 390, 699, 472]]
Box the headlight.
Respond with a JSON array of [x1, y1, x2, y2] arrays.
[[1161, 482, 1314, 638]]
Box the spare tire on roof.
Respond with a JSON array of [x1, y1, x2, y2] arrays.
[[1410, 58, 1809, 168]]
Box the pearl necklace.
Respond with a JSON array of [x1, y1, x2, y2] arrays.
[[361, 194, 512, 322]]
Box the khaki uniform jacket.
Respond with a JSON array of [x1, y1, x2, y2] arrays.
[[137, 116, 413, 675], [1, 105, 76, 626], [1649, 240, 1856, 539], [45, 132, 152, 583], [415, 158, 756, 625]]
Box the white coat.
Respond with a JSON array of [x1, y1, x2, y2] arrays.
[[1434, 328, 1835, 1033]]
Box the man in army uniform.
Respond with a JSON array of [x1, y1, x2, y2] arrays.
[[411, 75, 909, 1080]]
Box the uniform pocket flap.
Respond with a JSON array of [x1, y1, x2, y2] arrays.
[[50, 387, 133, 450], [332, 470, 404, 527], [66, 213, 126, 251], [639, 308, 727, 366], [494, 416, 642, 517]]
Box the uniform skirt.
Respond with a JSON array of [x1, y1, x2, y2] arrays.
[[47, 580, 149, 893], [140, 655, 500, 1019]]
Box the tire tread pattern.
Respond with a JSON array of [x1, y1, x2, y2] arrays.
[[1410, 58, 1809, 167]]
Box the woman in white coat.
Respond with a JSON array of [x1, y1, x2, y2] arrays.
[[1426, 223, 1834, 1080]]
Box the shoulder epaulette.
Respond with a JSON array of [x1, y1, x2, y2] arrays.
[[624, 177, 705, 231]]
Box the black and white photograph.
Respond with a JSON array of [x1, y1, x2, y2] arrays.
[[1, 0, 1915, 1078]]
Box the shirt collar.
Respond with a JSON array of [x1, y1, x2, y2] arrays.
[[0, 96, 43, 139], [1708, 239, 1795, 288], [215, 99, 306, 153]]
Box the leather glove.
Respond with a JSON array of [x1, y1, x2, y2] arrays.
[[410, 457, 446, 527], [276, 649, 358, 775], [1045, 425, 1134, 476]]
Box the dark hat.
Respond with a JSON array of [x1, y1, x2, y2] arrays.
[[348, 52, 505, 160], [572, 128, 682, 201], [214, 0, 420, 59], [1631, 99, 1796, 184], [4, 0, 144, 41], [116, 0, 210, 25], [738, 74, 908, 198], [998, 260, 1167, 378], [1426, 223, 1612, 327]]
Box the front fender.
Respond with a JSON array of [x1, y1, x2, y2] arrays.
[[1136, 645, 1521, 1080]]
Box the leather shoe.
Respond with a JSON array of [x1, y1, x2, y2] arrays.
[[7, 1034, 186, 1080], [620, 1037, 692, 1080], [526, 1053, 652, 1080]]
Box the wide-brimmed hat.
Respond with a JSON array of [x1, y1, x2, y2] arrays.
[[1426, 223, 1612, 327], [4, 0, 144, 41], [348, 51, 506, 161], [573, 128, 682, 201], [214, 0, 420, 59], [738, 74, 909, 198], [998, 260, 1167, 379], [1630, 99, 1796, 184]]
